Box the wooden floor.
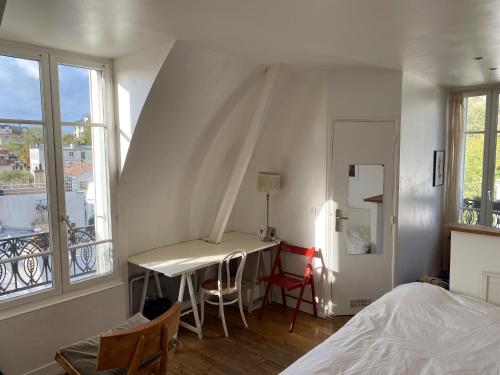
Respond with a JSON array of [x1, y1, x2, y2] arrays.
[[169, 303, 351, 374]]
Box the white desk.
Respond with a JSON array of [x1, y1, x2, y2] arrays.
[[128, 231, 278, 339]]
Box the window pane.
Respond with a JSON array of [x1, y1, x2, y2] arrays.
[[58, 65, 104, 123], [0, 124, 53, 300], [461, 133, 484, 225], [492, 135, 500, 228], [465, 95, 487, 132], [69, 242, 112, 283], [0, 55, 42, 121], [61, 125, 112, 283]]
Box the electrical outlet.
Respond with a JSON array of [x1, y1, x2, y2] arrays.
[[257, 225, 277, 240]]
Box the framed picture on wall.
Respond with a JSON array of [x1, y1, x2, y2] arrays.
[[349, 164, 359, 179], [433, 150, 445, 187]]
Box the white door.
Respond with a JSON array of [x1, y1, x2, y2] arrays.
[[330, 120, 396, 315]]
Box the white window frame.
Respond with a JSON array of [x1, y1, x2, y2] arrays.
[[0, 44, 63, 310], [461, 89, 500, 227], [0, 42, 119, 310], [49, 54, 119, 294]]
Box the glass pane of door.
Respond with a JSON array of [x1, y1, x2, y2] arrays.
[[57, 64, 112, 284], [461, 95, 487, 225], [0, 124, 53, 300]]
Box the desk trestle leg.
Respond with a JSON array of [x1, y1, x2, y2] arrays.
[[139, 269, 150, 314], [248, 248, 272, 313], [138, 270, 165, 314], [178, 271, 203, 340], [248, 251, 261, 313]]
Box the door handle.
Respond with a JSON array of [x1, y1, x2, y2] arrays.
[[335, 209, 349, 232]]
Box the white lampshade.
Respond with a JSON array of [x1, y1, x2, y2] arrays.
[[257, 172, 280, 194]]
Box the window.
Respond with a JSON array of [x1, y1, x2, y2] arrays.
[[460, 91, 500, 228], [65, 179, 73, 191], [55, 61, 113, 284], [0, 46, 116, 307]]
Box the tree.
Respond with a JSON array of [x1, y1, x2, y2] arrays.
[[62, 127, 91, 146], [463, 96, 487, 200], [0, 169, 33, 185], [5, 127, 44, 167]]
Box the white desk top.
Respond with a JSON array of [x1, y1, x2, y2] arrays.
[[128, 231, 278, 277]]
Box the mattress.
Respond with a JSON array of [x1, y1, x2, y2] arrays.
[[282, 282, 500, 375]]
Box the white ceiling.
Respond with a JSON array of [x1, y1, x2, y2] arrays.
[[1, 0, 500, 87]]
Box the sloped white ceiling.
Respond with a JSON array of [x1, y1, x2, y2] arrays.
[[1, 0, 500, 86]]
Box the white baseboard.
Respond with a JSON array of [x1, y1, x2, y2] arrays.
[[23, 362, 61, 375]]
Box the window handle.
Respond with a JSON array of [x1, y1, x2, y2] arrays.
[[60, 214, 72, 229], [488, 190, 492, 203]]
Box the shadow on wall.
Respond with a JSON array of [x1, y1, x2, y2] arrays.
[[119, 41, 267, 255], [226, 68, 331, 314]]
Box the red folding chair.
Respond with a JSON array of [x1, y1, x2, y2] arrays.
[[258, 241, 317, 332]]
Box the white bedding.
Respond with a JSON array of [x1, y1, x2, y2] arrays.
[[282, 283, 500, 375]]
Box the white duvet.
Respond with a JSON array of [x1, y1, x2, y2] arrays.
[[282, 283, 500, 375]]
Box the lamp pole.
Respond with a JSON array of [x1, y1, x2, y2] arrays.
[[264, 193, 271, 242]]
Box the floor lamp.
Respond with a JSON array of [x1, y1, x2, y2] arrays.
[[257, 172, 280, 242]]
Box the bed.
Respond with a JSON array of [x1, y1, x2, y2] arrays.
[[282, 282, 500, 374]]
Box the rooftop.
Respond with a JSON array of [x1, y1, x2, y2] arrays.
[[64, 162, 92, 177]]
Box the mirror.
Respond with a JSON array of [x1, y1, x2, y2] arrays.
[[346, 164, 384, 255]]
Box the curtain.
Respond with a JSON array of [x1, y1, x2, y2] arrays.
[[443, 92, 464, 271], [444, 92, 464, 224]]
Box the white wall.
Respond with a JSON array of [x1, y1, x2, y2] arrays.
[[327, 68, 403, 118], [114, 44, 443, 317], [229, 68, 403, 313], [0, 284, 126, 375], [450, 231, 500, 299], [326, 69, 402, 312], [228, 68, 327, 246], [396, 73, 446, 284], [228, 67, 328, 312], [119, 42, 265, 256], [114, 41, 174, 170], [230, 68, 402, 248]]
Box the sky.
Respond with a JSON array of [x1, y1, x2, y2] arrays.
[[0, 55, 90, 123]]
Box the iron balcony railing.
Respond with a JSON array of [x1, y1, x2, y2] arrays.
[[0, 225, 96, 300], [460, 199, 500, 228]]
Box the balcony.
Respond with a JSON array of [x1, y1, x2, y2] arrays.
[[0, 225, 96, 301], [460, 199, 500, 228]]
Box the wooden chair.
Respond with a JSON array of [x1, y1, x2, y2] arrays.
[[258, 241, 317, 332], [200, 249, 248, 337], [55, 302, 182, 375]]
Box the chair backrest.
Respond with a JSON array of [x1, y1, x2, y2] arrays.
[[272, 241, 315, 280], [218, 249, 247, 292], [96, 301, 182, 374]]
